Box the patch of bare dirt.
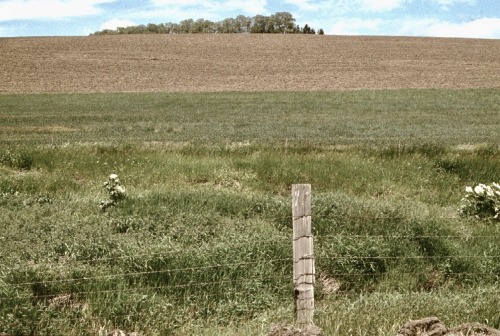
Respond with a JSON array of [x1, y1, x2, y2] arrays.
[[269, 323, 323, 336], [397, 317, 500, 336], [0, 126, 77, 133], [106, 330, 142, 336], [0, 34, 498, 93], [106, 329, 142, 336]]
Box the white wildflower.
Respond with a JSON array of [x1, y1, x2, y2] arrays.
[[115, 185, 126, 194], [100, 173, 126, 211], [485, 186, 495, 197], [460, 182, 500, 220], [474, 184, 485, 195], [492, 183, 500, 196]]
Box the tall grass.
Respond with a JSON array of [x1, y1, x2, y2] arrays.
[[0, 89, 499, 335]]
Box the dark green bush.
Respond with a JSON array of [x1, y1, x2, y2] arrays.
[[0, 148, 35, 170]]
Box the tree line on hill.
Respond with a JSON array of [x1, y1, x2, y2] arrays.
[[91, 12, 324, 35]]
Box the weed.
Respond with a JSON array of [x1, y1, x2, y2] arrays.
[[0, 148, 35, 170], [460, 183, 500, 220], [100, 174, 126, 211]]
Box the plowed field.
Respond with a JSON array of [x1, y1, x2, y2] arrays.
[[0, 34, 499, 93]]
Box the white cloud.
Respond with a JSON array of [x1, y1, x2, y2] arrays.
[[430, 0, 476, 10], [216, 0, 267, 15], [283, 0, 320, 11], [152, 0, 204, 5], [418, 17, 500, 38], [328, 16, 500, 38], [135, 0, 267, 22], [151, 0, 267, 15], [0, 0, 113, 22], [100, 19, 137, 30], [320, 0, 407, 14], [360, 0, 406, 11]]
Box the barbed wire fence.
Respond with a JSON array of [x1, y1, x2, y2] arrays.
[[1, 184, 499, 334]]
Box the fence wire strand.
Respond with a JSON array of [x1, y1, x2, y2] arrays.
[[316, 234, 500, 239], [0, 274, 292, 301], [6, 234, 288, 260], [2, 210, 499, 334], [0, 257, 291, 288]]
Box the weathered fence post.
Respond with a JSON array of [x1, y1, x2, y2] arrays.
[[292, 184, 315, 328]]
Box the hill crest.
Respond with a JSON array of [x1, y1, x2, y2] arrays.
[[0, 34, 498, 93]]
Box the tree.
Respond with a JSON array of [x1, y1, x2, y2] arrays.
[[179, 19, 194, 33], [90, 12, 321, 36], [251, 15, 269, 33], [270, 12, 295, 33], [220, 18, 237, 33], [235, 15, 252, 33], [302, 24, 316, 34], [192, 19, 215, 33], [132, 25, 148, 34], [147, 23, 159, 34]]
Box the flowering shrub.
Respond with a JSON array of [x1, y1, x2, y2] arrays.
[[100, 173, 126, 211], [459, 183, 500, 220]]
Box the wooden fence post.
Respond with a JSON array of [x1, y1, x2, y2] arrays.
[[292, 184, 315, 328]]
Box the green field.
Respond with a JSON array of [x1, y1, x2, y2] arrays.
[[0, 89, 499, 335], [1, 89, 499, 147]]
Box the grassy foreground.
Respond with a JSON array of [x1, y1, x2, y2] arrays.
[[0, 89, 499, 335]]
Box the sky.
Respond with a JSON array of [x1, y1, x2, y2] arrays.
[[0, 0, 499, 38]]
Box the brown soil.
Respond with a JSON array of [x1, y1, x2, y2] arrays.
[[269, 323, 323, 336], [0, 34, 499, 94]]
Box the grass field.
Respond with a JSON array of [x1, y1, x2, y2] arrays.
[[0, 88, 499, 335], [1, 89, 499, 146]]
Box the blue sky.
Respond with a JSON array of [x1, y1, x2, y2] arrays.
[[0, 0, 499, 38]]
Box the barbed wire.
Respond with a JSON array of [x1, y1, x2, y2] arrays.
[[12, 286, 500, 332], [6, 232, 496, 269], [324, 287, 500, 299], [1, 254, 498, 301], [20, 286, 296, 325], [2, 214, 499, 330], [317, 255, 500, 260], [315, 234, 500, 239], [312, 216, 464, 220], [1, 249, 498, 287], [0, 257, 291, 287], [0, 237, 291, 276], [315, 271, 500, 277], [0, 274, 292, 301], [2, 232, 496, 275], [2, 255, 497, 293]]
